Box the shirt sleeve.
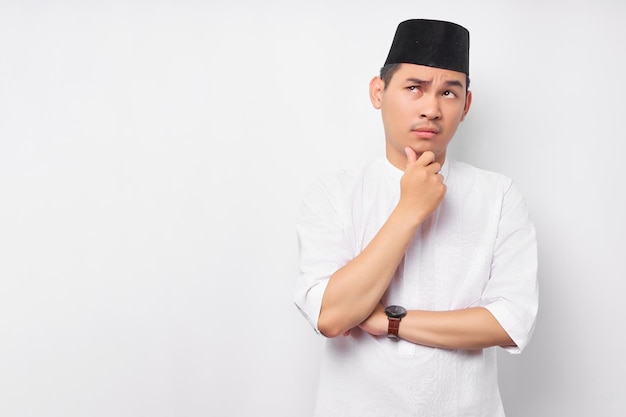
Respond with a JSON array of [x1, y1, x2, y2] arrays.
[[293, 178, 354, 335], [481, 180, 539, 354]]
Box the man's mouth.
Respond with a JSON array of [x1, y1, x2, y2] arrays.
[[411, 126, 440, 139]]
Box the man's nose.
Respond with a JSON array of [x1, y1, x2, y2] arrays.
[[420, 95, 442, 120]]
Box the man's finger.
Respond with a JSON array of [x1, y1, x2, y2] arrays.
[[416, 150, 436, 165], [426, 162, 442, 174], [404, 147, 418, 164]]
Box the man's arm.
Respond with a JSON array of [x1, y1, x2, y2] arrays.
[[357, 178, 538, 351], [358, 303, 515, 350], [317, 149, 445, 338]]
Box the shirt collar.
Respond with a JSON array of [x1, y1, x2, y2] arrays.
[[383, 156, 450, 184]]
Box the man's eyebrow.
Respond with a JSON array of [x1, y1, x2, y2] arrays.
[[405, 78, 464, 89], [444, 80, 464, 89], [405, 78, 430, 85]]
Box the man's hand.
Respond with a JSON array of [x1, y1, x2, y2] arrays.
[[341, 303, 387, 337], [358, 303, 388, 336], [396, 148, 446, 225]]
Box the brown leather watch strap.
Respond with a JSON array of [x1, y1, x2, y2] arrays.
[[387, 317, 401, 339]]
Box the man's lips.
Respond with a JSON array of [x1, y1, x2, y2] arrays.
[[411, 126, 440, 138]]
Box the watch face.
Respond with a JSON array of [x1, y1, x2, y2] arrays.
[[385, 305, 407, 318]]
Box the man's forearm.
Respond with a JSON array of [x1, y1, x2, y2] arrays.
[[360, 305, 515, 350], [317, 207, 420, 338], [401, 307, 515, 349]]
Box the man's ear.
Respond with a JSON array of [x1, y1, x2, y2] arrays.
[[369, 76, 384, 109], [460, 90, 472, 121]]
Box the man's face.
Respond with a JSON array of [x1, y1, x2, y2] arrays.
[[370, 63, 472, 169]]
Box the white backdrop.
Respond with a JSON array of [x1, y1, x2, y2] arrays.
[[1, 1, 625, 416]]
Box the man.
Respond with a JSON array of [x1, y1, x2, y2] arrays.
[[294, 19, 538, 416]]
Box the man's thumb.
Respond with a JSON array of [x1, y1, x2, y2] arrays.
[[404, 147, 417, 164]]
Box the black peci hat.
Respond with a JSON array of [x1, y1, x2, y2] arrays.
[[384, 19, 470, 75]]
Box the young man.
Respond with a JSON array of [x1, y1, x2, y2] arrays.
[[294, 19, 538, 416]]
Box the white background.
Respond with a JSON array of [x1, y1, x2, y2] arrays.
[[1, 1, 625, 416]]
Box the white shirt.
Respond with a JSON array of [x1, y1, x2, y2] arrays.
[[294, 157, 538, 417]]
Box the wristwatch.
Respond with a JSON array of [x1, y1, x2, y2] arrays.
[[384, 305, 407, 339]]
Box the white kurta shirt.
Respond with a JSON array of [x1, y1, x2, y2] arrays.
[[294, 157, 538, 417]]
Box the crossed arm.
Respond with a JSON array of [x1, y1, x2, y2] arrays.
[[357, 304, 514, 350], [317, 149, 515, 349]]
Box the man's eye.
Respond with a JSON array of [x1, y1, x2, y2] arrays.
[[443, 91, 457, 98], [408, 86, 420, 92]]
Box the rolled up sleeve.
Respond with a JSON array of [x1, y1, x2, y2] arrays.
[[294, 179, 354, 335], [481, 181, 539, 354]]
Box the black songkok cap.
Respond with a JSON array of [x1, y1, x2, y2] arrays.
[[384, 19, 470, 75]]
